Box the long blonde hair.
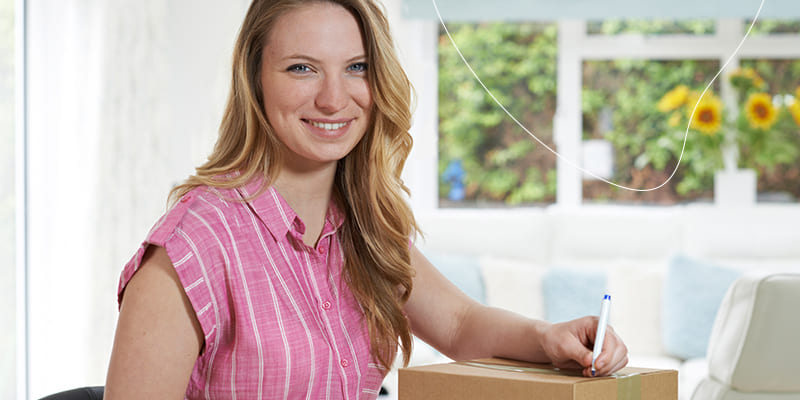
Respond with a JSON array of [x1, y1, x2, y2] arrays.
[[170, 0, 418, 370]]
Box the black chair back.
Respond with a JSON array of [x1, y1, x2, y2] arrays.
[[40, 386, 104, 400]]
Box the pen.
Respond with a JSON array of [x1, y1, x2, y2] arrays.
[[591, 294, 611, 376]]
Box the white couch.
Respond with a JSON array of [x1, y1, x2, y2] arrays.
[[381, 204, 800, 400]]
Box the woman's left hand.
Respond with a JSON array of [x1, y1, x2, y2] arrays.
[[538, 316, 628, 377]]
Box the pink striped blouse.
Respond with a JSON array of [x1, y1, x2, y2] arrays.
[[118, 178, 385, 399]]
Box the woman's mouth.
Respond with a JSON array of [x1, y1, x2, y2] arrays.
[[305, 119, 350, 131]]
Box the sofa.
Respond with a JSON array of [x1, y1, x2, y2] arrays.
[[379, 204, 800, 400]]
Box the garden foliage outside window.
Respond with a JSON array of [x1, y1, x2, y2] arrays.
[[438, 22, 557, 207]]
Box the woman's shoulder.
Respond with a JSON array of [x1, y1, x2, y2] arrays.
[[147, 186, 245, 245]]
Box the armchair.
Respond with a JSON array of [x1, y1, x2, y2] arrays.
[[691, 273, 800, 399]]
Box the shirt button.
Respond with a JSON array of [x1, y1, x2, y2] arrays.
[[322, 301, 332, 310], [340, 359, 349, 368], [318, 246, 326, 254]]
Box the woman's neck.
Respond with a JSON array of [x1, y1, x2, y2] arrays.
[[272, 162, 338, 247]]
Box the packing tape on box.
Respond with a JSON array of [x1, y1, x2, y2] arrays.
[[463, 361, 642, 400], [616, 372, 642, 400], [463, 361, 584, 377]]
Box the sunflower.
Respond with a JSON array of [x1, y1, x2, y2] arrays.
[[689, 95, 723, 135], [657, 85, 689, 112], [668, 112, 682, 127], [743, 68, 766, 89], [789, 99, 800, 127], [686, 90, 701, 111], [729, 67, 766, 91], [745, 93, 778, 130]]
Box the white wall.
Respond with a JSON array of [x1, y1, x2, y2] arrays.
[[27, 0, 248, 396], [383, 0, 440, 213]]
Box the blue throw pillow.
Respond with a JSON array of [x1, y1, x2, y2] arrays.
[[542, 268, 607, 323], [662, 255, 740, 360], [423, 251, 485, 304]]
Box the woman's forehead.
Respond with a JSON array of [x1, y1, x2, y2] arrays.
[[264, 3, 366, 61]]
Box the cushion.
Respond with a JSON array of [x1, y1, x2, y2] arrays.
[[479, 256, 546, 320], [662, 255, 740, 360], [606, 261, 667, 357], [423, 250, 485, 304], [542, 267, 607, 323], [679, 357, 708, 400]]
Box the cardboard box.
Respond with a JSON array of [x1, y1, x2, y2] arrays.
[[399, 358, 677, 400]]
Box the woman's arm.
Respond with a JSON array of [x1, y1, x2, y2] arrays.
[[105, 245, 204, 399], [403, 245, 628, 377]]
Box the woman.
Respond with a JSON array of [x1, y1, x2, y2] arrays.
[[105, 0, 628, 398]]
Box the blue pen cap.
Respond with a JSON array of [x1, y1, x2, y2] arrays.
[[604, 294, 611, 300]]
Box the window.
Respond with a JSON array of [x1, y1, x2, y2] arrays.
[[1, 0, 18, 397], [434, 16, 800, 207]]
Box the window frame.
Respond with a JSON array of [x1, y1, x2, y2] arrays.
[[14, 0, 29, 399]]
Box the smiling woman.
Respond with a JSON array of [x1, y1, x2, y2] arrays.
[[105, 0, 420, 398]]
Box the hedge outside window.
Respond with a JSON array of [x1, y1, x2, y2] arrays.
[[438, 22, 557, 207]]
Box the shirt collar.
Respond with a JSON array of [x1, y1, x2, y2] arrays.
[[237, 176, 345, 243]]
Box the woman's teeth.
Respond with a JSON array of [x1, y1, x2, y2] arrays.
[[309, 121, 348, 130]]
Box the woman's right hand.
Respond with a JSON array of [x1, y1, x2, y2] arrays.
[[539, 316, 628, 377]]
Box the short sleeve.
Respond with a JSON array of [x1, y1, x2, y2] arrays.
[[118, 190, 226, 352]]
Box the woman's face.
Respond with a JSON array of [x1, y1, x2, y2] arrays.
[[260, 2, 373, 171]]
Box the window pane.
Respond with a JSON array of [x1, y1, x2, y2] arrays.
[[438, 22, 557, 207], [736, 59, 800, 202], [587, 19, 715, 35], [582, 59, 721, 204], [748, 19, 800, 34], [0, 0, 17, 397]]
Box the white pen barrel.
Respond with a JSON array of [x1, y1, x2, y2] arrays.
[[592, 294, 612, 372]]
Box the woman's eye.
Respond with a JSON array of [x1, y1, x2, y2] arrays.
[[348, 62, 368, 73], [287, 64, 311, 73]]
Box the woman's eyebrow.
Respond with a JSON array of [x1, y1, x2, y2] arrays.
[[281, 54, 367, 64]]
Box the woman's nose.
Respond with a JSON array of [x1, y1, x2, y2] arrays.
[[315, 75, 348, 113]]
